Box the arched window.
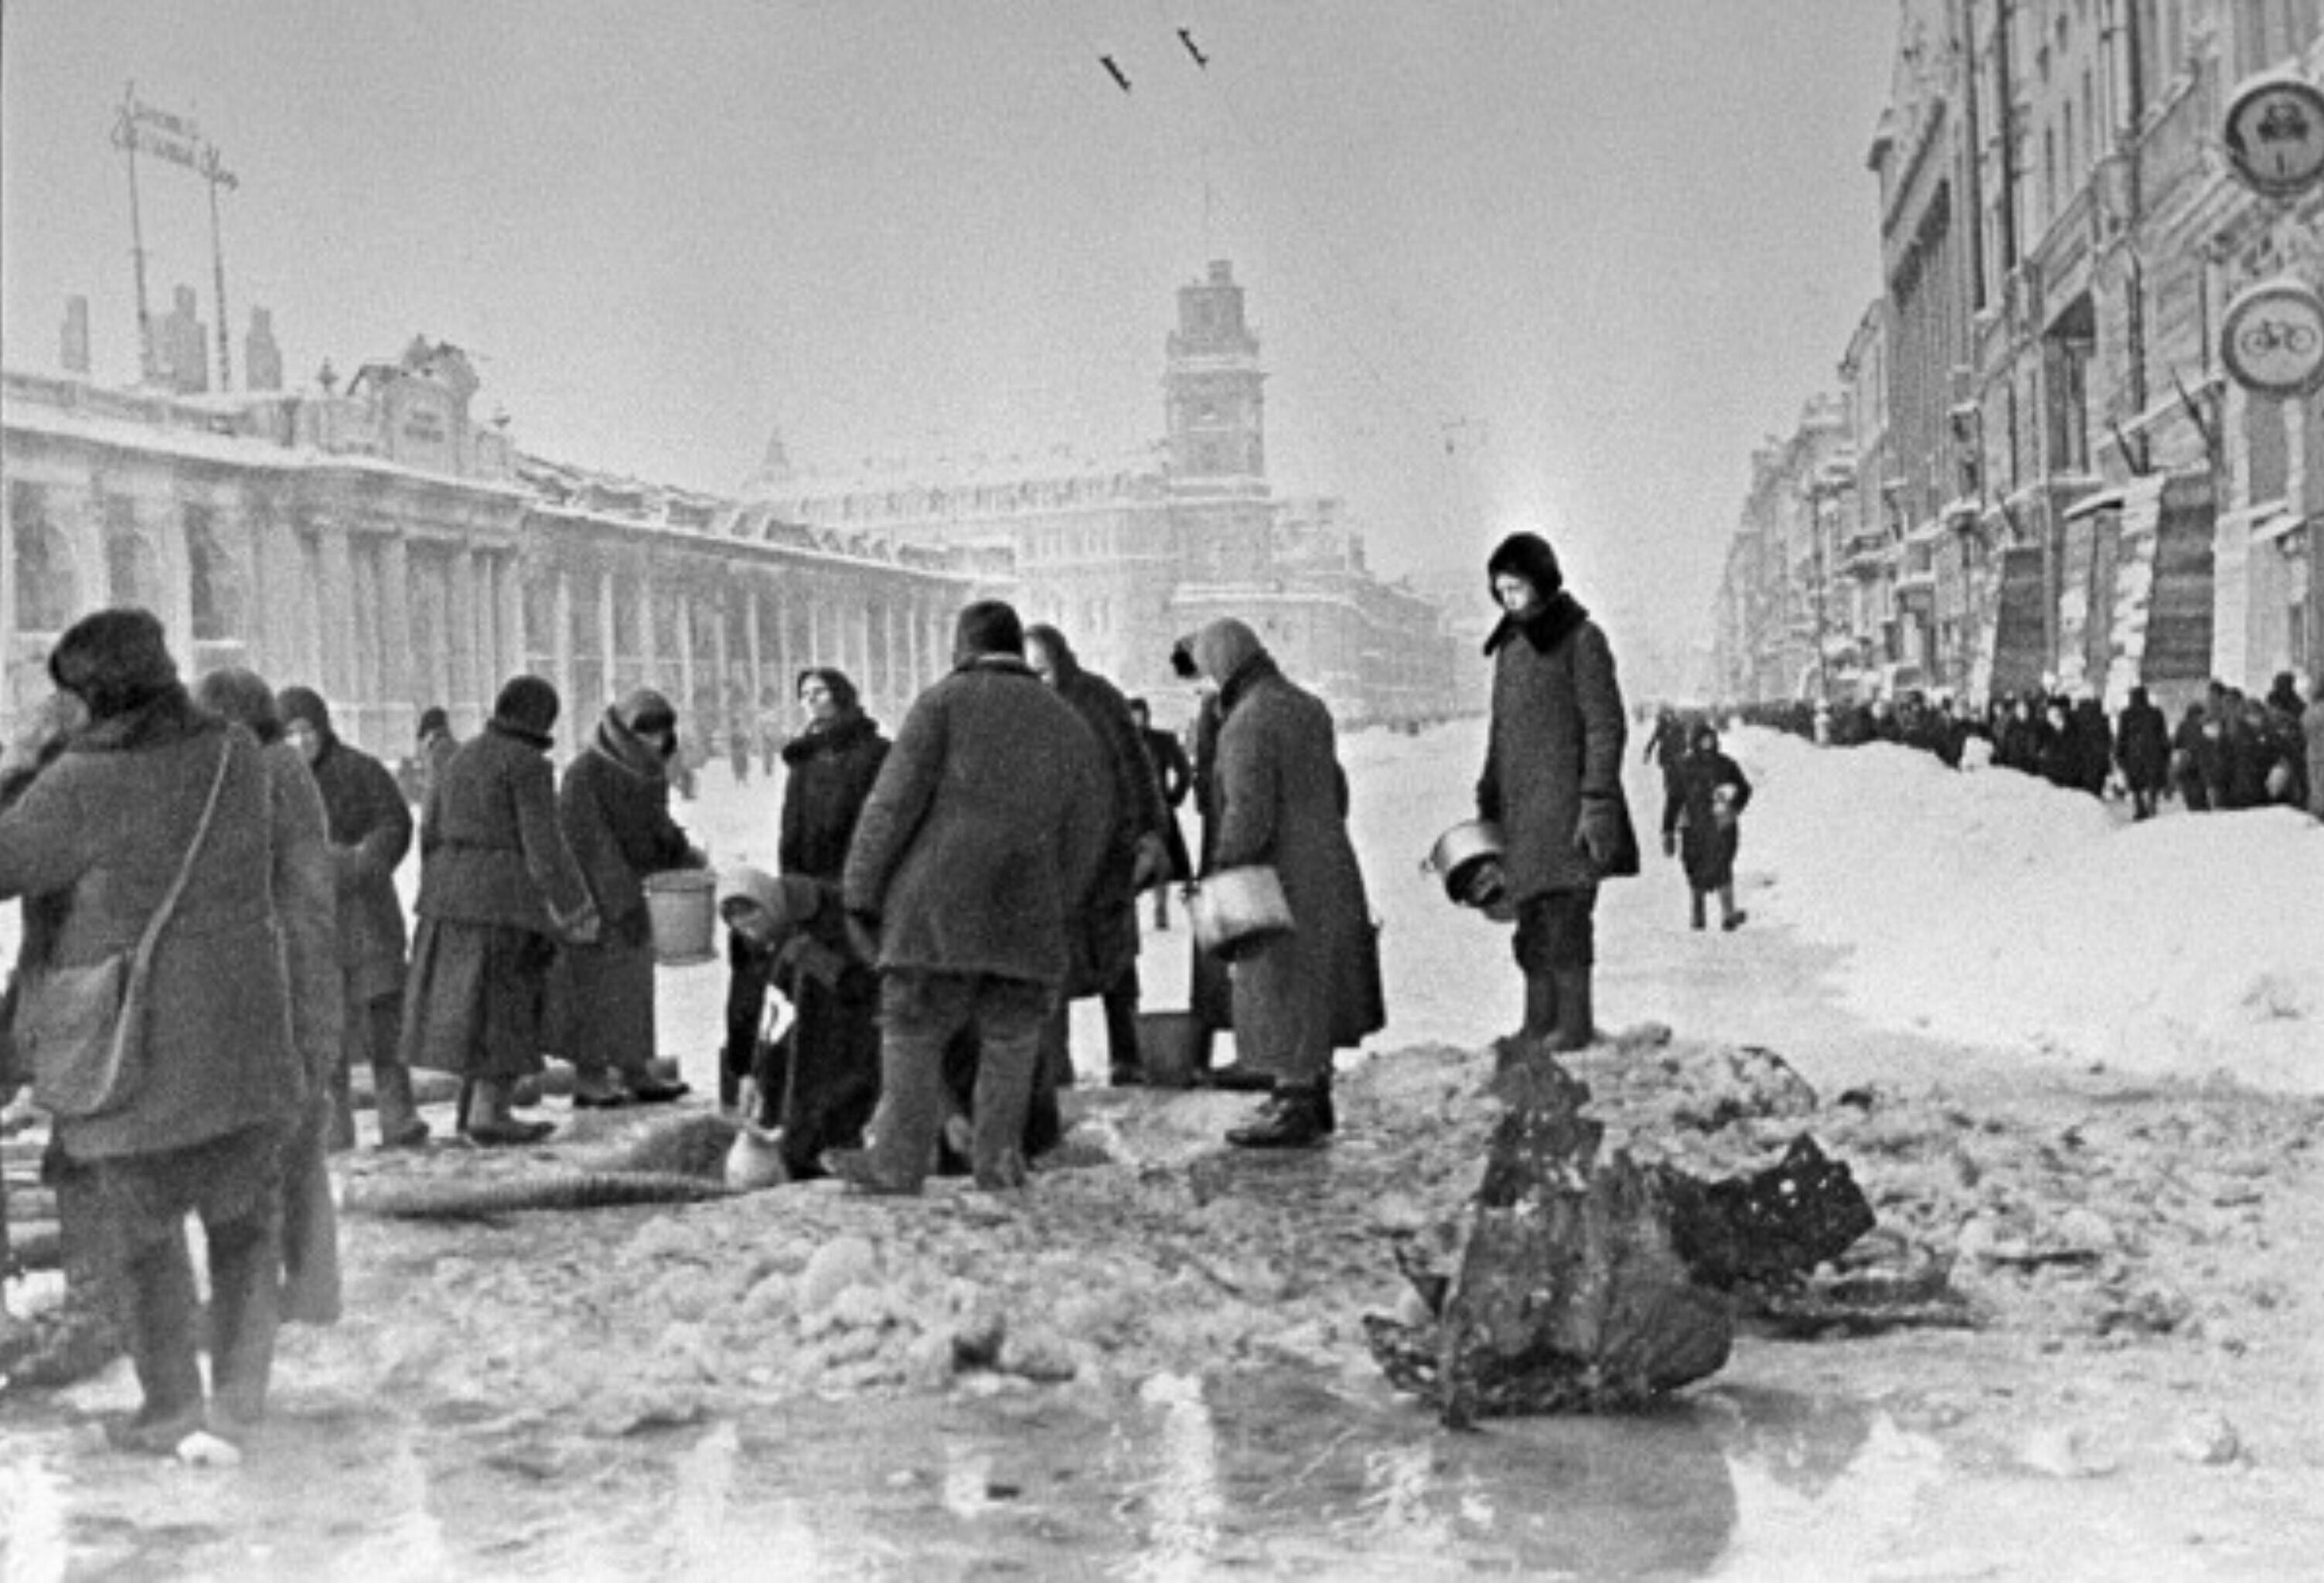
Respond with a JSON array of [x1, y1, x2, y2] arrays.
[[186, 508, 245, 642], [10, 483, 77, 635]]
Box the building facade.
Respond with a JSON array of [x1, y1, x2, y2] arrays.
[[1715, 0, 2323, 714], [747, 261, 1464, 730], [3, 338, 984, 762]]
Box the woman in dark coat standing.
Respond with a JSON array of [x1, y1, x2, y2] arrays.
[[0, 611, 326, 1449], [400, 676, 598, 1145], [1191, 618, 1384, 1149], [755, 667, 889, 1178], [552, 687, 700, 1108], [1477, 532, 1640, 1051], [1675, 722, 1753, 932]]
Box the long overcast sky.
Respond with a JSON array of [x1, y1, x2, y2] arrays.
[[2, 1, 1899, 643]]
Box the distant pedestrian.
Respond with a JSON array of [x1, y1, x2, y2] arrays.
[[414, 706, 458, 809], [833, 601, 1109, 1194], [1129, 696, 1194, 931], [1477, 532, 1641, 1050], [1641, 706, 1688, 856], [2114, 686, 2170, 820]]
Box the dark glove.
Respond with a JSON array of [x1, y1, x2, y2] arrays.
[[1575, 805, 1623, 870]]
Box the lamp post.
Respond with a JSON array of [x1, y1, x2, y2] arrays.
[[199, 141, 239, 392]]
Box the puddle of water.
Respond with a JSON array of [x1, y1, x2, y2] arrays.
[[1, 1370, 1938, 1581]]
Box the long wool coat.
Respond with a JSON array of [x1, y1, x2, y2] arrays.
[[1198, 627, 1385, 1059], [843, 656, 1109, 989], [779, 713, 889, 882], [0, 696, 332, 1161], [307, 733, 414, 1002], [1039, 633, 1171, 997], [558, 710, 698, 949], [1675, 747, 1752, 892], [414, 721, 592, 935], [1477, 594, 1641, 902]]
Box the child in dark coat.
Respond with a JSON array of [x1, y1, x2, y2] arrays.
[[1675, 723, 1753, 932]]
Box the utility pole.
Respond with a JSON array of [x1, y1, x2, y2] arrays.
[[111, 83, 156, 383], [200, 140, 239, 391]]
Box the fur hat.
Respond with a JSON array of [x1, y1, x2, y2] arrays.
[[49, 608, 179, 720], [197, 668, 285, 744], [492, 674, 561, 737], [417, 706, 451, 740], [1484, 532, 1565, 601], [952, 599, 1025, 661]]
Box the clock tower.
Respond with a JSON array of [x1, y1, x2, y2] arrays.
[[1164, 260, 1271, 583]]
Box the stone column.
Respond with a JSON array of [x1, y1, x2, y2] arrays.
[[449, 545, 482, 727], [636, 563, 656, 693], [676, 588, 697, 729], [317, 526, 356, 703], [807, 590, 824, 673], [598, 565, 618, 700], [712, 582, 734, 744], [497, 551, 525, 692], [553, 567, 575, 730], [380, 532, 414, 719]]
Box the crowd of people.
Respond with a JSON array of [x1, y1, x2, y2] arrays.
[[0, 526, 1661, 1455], [1709, 670, 2324, 823]]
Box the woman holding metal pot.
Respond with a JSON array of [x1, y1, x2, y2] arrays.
[[1185, 617, 1383, 1149]]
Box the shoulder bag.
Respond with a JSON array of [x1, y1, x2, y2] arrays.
[[21, 738, 235, 1119]]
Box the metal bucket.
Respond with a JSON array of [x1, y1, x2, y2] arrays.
[[643, 870, 718, 966], [1188, 866, 1295, 958], [1422, 819, 1506, 904], [1134, 1009, 1202, 1088]]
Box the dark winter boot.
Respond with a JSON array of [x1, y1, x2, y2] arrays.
[[1689, 891, 1707, 931], [1225, 1084, 1331, 1150], [1103, 982, 1145, 1086], [1520, 972, 1559, 1041], [1719, 883, 1747, 931], [112, 1232, 206, 1452], [371, 1060, 431, 1149], [1544, 967, 1594, 1053]]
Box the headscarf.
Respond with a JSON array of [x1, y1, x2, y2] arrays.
[[200, 668, 287, 745], [1190, 618, 1268, 693]]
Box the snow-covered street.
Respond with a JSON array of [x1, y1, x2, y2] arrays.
[[5, 713, 2322, 1579]]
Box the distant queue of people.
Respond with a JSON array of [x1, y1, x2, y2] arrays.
[[1699, 672, 2321, 821]]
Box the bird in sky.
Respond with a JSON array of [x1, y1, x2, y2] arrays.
[[1100, 55, 1132, 93], [1177, 29, 1208, 68]]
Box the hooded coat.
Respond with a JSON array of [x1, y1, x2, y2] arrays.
[[278, 688, 413, 1001], [1027, 625, 1171, 997], [843, 653, 1110, 989], [558, 693, 699, 949], [1675, 731, 1752, 892], [1476, 533, 1640, 902], [0, 690, 312, 1162], [1193, 618, 1385, 1062], [2114, 688, 2169, 794]]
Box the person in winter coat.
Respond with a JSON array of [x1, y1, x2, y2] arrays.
[[834, 601, 1109, 1194], [1129, 697, 1194, 930], [272, 686, 428, 1150], [196, 672, 345, 1330], [0, 611, 331, 1450], [1169, 640, 1239, 1084], [2070, 696, 2112, 798], [1191, 617, 1385, 1149], [2172, 702, 2215, 811], [413, 706, 458, 808], [1476, 532, 1641, 1051], [1641, 706, 1688, 856], [400, 676, 599, 1146], [1024, 624, 1173, 1088], [1675, 723, 1753, 931], [2114, 686, 2170, 820], [550, 688, 700, 1108], [755, 666, 888, 1179], [2034, 699, 2080, 789]]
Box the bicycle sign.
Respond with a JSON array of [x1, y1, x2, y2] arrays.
[[2220, 278, 2324, 398]]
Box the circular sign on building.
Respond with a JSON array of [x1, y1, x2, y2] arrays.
[[2223, 72, 2324, 197], [2220, 277, 2324, 398]]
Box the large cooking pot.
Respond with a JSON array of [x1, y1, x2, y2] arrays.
[[1188, 866, 1295, 959], [1422, 819, 1506, 905]]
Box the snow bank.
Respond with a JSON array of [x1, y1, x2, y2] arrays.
[[1729, 727, 2324, 1093]]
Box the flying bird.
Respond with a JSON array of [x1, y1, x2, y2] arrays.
[[1177, 29, 1208, 68], [1100, 55, 1132, 92]]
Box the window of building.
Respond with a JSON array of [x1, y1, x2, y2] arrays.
[[10, 482, 77, 635], [103, 498, 160, 610]]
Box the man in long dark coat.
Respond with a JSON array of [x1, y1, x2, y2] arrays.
[[1024, 624, 1172, 1087], [1477, 532, 1640, 1051], [1129, 696, 1194, 930], [837, 601, 1109, 1193], [2114, 686, 2169, 820]]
